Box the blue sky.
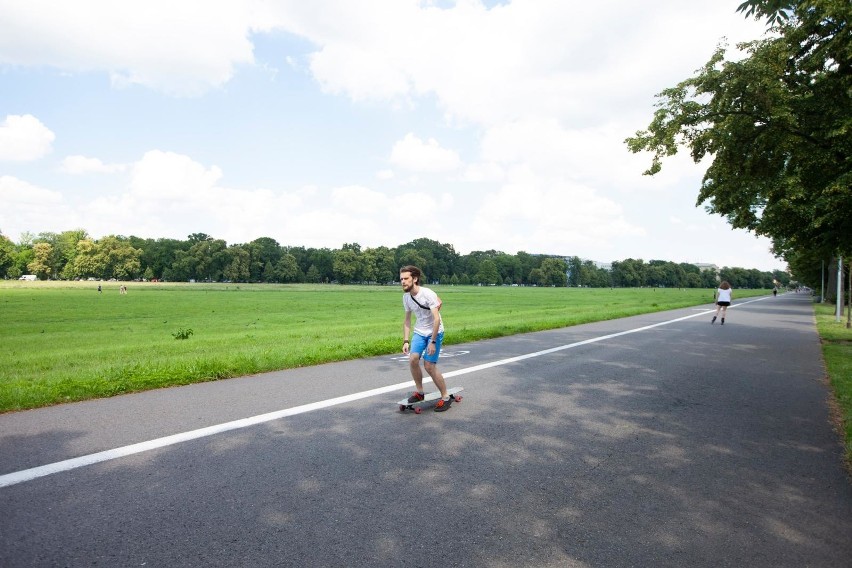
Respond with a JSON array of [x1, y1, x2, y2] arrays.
[[0, 0, 786, 271]]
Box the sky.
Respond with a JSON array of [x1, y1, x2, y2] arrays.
[[0, 0, 787, 271]]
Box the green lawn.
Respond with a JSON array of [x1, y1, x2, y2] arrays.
[[814, 302, 852, 467], [0, 281, 766, 413]]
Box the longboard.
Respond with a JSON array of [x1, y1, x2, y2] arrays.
[[397, 386, 464, 414]]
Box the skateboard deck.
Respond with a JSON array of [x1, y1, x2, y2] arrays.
[[397, 386, 464, 414]]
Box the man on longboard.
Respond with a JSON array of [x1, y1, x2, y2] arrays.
[[400, 265, 453, 412]]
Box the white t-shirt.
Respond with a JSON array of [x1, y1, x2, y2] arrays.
[[717, 287, 732, 302], [403, 287, 444, 336]]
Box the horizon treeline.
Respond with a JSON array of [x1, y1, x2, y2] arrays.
[[0, 230, 789, 289]]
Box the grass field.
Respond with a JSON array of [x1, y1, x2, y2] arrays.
[[814, 302, 852, 467], [0, 281, 770, 413]]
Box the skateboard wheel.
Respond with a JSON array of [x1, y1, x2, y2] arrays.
[[399, 405, 406, 412], [454, 395, 462, 402], [414, 407, 423, 414]]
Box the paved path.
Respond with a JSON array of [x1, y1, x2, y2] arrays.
[[1, 292, 850, 567]]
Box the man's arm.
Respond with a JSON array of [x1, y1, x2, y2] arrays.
[[403, 310, 412, 353], [430, 308, 441, 337]]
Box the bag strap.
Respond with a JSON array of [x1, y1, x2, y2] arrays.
[[408, 293, 431, 310]]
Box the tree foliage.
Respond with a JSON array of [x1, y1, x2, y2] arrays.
[[626, 0, 851, 263], [0, 227, 788, 288]]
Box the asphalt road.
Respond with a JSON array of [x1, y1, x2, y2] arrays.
[[2, 292, 850, 567]]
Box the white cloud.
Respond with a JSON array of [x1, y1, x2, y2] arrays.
[[0, 174, 63, 205], [285, 0, 765, 128], [0, 0, 264, 96], [462, 161, 505, 183], [61, 155, 126, 174], [331, 185, 389, 215], [129, 150, 224, 200], [390, 133, 461, 173], [464, 166, 644, 254], [0, 175, 71, 238], [0, 115, 55, 161]]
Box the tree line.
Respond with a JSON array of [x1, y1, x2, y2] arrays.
[[0, 229, 788, 289]]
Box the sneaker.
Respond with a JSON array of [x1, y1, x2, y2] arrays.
[[434, 396, 453, 412], [721, 318, 725, 325], [407, 391, 425, 404], [711, 316, 716, 324]]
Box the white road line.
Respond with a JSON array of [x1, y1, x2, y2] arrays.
[[0, 298, 765, 489]]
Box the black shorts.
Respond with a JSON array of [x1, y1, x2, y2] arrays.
[[716, 301, 731, 307]]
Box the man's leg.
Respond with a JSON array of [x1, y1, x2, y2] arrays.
[[424, 361, 448, 398], [409, 354, 424, 392]]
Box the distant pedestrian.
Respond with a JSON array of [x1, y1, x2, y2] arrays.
[[97, 284, 102, 293], [773, 287, 777, 297], [712, 281, 732, 325]]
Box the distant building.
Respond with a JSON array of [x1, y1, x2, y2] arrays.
[[692, 263, 719, 273]]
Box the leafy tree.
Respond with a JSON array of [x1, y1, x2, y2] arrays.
[[611, 258, 646, 287], [529, 267, 545, 286], [129, 237, 188, 280], [275, 253, 301, 283], [700, 268, 720, 288], [306, 248, 334, 283], [13, 246, 34, 278], [285, 246, 309, 276], [626, 0, 850, 265], [261, 261, 276, 283], [332, 248, 362, 283], [515, 252, 539, 285], [566, 256, 583, 287], [364, 246, 397, 284], [65, 239, 100, 279], [305, 264, 322, 283], [397, 248, 428, 276], [736, 0, 794, 26], [494, 253, 523, 285], [95, 236, 142, 280], [396, 238, 459, 281], [540, 258, 568, 287], [31, 233, 62, 278], [248, 237, 283, 282], [0, 234, 15, 277], [584, 260, 613, 287], [27, 242, 53, 279], [678, 263, 702, 288], [475, 259, 501, 285], [29, 230, 88, 279], [223, 244, 250, 282], [172, 238, 227, 281]]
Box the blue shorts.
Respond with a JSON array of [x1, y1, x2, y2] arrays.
[[410, 332, 443, 363]]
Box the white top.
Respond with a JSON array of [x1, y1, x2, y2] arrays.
[[403, 287, 444, 336], [717, 288, 732, 302]]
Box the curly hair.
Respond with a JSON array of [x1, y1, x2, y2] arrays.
[[400, 265, 422, 284]]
